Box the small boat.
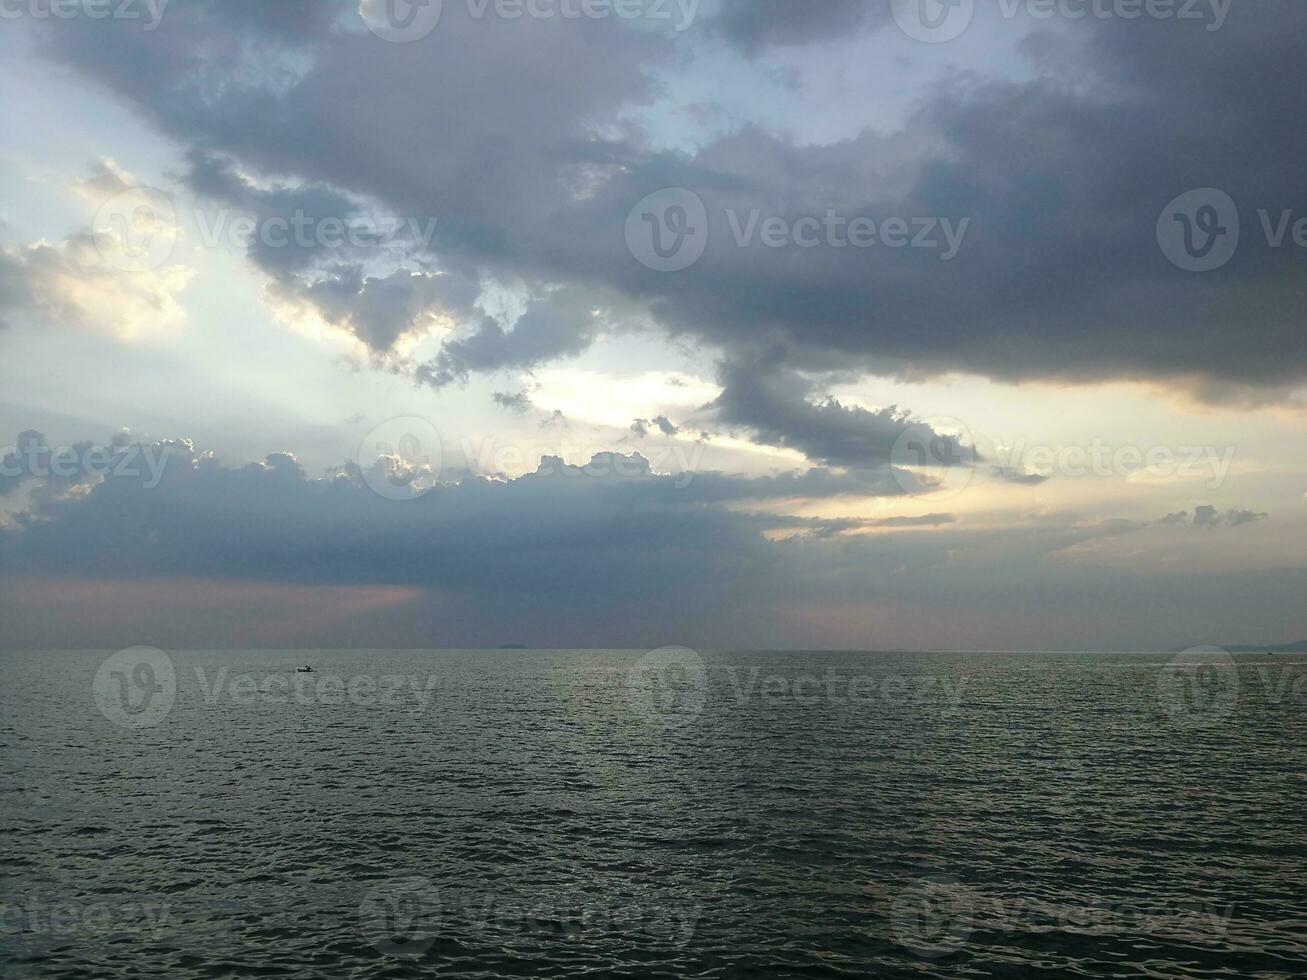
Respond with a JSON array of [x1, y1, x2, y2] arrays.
[[297, 665, 315, 673]]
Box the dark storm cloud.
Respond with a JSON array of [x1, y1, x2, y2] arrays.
[[707, 357, 975, 470], [1, 432, 1298, 649], [0, 430, 181, 508], [415, 288, 602, 387], [492, 391, 533, 413], [0, 436, 886, 595], [23, 1, 1307, 418], [184, 151, 474, 352]]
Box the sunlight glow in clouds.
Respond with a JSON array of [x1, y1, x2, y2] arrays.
[[0, 0, 1304, 649]]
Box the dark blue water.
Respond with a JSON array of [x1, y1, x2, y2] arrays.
[[3, 649, 1305, 978]]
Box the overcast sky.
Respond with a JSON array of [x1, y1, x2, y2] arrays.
[[1, 0, 1304, 650]]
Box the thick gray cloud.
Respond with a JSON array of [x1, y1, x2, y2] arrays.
[[416, 288, 602, 387], [184, 151, 478, 352], [15, 1, 1307, 454], [0, 436, 861, 596], [708, 356, 975, 470], [2, 432, 1299, 649], [492, 390, 533, 413]]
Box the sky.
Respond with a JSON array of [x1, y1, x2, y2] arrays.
[[0, 0, 1304, 651]]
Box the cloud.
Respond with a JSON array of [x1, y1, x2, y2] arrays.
[[710, 0, 884, 54], [0, 430, 1299, 650], [1156, 506, 1270, 530], [0, 429, 183, 506], [1, 160, 194, 338], [707, 356, 975, 470], [35, 2, 1302, 395], [0, 233, 193, 340], [1191, 505, 1270, 530], [69, 157, 135, 205], [992, 466, 1051, 487], [866, 513, 956, 529], [416, 288, 603, 387], [629, 415, 677, 439], [492, 391, 533, 413], [185, 150, 472, 352]]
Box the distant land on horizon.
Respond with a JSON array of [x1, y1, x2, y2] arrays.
[[4, 643, 1307, 653], [1220, 640, 1307, 653]]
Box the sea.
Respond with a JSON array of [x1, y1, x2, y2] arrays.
[[2, 648, 1305, 978]]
